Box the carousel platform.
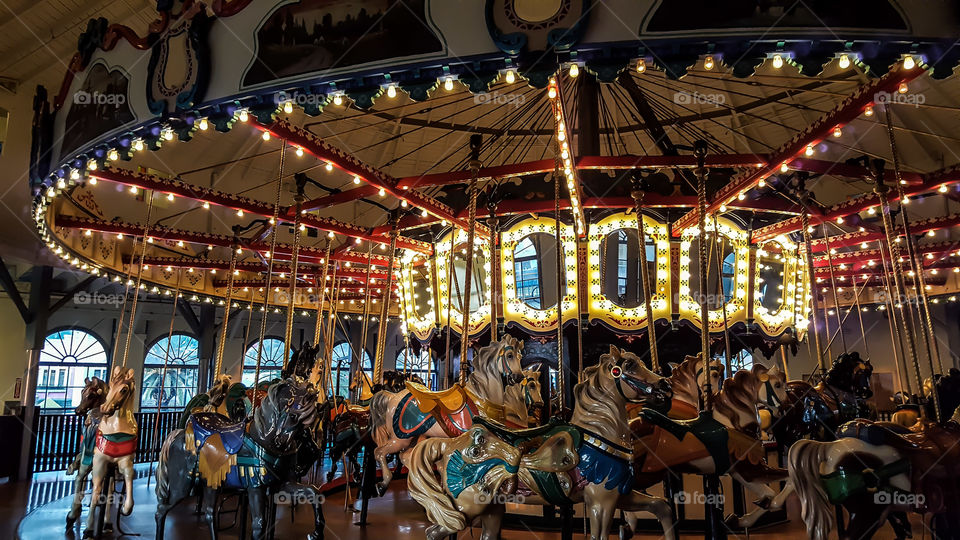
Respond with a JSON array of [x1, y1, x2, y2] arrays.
[[8, 463, 919, 540]]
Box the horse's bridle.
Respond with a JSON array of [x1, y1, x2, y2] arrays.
[[762, 378, 782, 410], [610, 357, 658, 404], [496, 346, 525, 387]]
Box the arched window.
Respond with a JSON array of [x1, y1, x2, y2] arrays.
[[330, 342, 373, 399], [37, 329, 109, 412], [396, 348, 434, 389], [242, 337, 288, 386], [514, 236, 541, 308], [141, 334, 200, 411]]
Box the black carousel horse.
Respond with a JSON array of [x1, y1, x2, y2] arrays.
[[155, 344, 324, 540]]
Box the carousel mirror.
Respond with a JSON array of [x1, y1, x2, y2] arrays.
[[451, 243, 488, 314], [513, 233, 561, 310], [410, 267, 433, 318], [758, 246, 786, 313], [601, 228, 656, 308], [687, 231, 737, 311]]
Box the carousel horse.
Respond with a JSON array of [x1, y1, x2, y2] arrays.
[[156, 343, 324, 540], [516, 366, 545, 426], [625, 354, 722, 421], [369, 336, 528, 494], [82, 366, 138, 538], [406, 425, 524, 540], [411, 346, 675, 540], [350, 368, 379, 406], [177, 373, 247, 429], [626, 362, 791, 529], [65, 377, 107, 530], [773, 351, 875, 449], [789, 369, 960, 540]]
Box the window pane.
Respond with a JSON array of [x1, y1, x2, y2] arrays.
[[142, 334, 200, 410], [38, 330, 109, 412]]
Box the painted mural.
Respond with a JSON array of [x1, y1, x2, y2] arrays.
[[60, 63, 135, 157], [243, 0, 444, 87], [644, 0, 909, 34]]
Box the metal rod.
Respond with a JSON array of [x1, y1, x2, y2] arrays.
[[630, 184, 660, 371], [694, 141, 713, 410]]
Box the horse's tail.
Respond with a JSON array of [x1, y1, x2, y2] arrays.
[[406, 437, 465, 532], [787, 439, 834, 540], [369, 391, 392, 444], [155, 428, 182, 504]]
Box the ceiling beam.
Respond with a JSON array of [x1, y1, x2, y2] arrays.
[[673, 63, 926, 235]]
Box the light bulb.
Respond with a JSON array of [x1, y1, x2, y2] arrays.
[[262, 131, 271, 141], [386, 85, 397, 98], [772, 54, 783, 69], [198, 118, 209, 131], [898, 82, 909, 94], [88, 177, 96, 185], [903, 55, 916, 70], [167, 193, 174, 202], [283, 101, 293, 114], [129, 185, 138, 194], [163, 129, 174, 141], [133, 139, 144, 151], [703, 56, 715, 70], [636, 59, 646, 73], [838, 54, 851, 69], [87, 159, 97, 171], [202, 201, 210, 209], [295, 146, 304, 157], [833, 126, 843, 137], [237, 209, 244, 217], [378, 188, 386, 197], [421, 209, 428, 217], [238, 109, 249, 122], [107, 149, 119, 161], [864, 105, 874, 117], [443, 77, 454, 91], [940, 184, 949, 193], [568, 63, 579, 77], [333, 94, 343, 106], [780, 162, 789, 173], [805, 145, 814, 156], [548, 86, 557, 99], [353, 176, 361, 184], [325, 162, 333, 172], [505, 70, 516, 84]]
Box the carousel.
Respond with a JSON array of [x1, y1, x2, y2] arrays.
[[21, 1, 960, 539]]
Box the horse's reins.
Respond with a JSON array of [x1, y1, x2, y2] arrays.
[[610, 357, 658, 404]]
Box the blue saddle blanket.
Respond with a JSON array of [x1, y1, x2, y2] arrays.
[[189, 412, 246, 455]]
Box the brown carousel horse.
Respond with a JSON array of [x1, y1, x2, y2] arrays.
[[625, 354, 723, 421], [65, 377, 107, 530], [406, 346, 677, 540], [369, 336, 529, 493], [626, 362, 791, 529], [789, 369, 960, 540], [83, 366, 138, 538]]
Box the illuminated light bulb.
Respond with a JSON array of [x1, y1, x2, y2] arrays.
[[117, 233, 124, 239], [378, 188, 386, 197], [238, 109, 249, 122], [333, 94, 343, 106], [548, 86, 557, 99], [837, 216, 844, 224], [167, 193, 175, 202], [864, 105, 874, 117], [355, 237, 362, 244], [84, 229, 92, 237], [133, 139, 144, 151], [283, 101, 293, 114], [400, 200, 408, 207], [163, 129, 174, 141], [202, 201, 210, 210], [940, 184, 949, 193], [57, 178, 66, 189], [87, 159, 97, 171], [237, 209, 244, 217], [838, 54, 851, 69], [325, 162, 333, 172], [70, 168, 81, 181], [207, 245, 213, 251], [737, 192, 746, 201], [928, 230, 936, 237], [421, 209, 428, 217], [264, 251, 270, 258], [772, 54, 784, 69], [129, 185, 138, 194], [780, 162, 789, 173], [262, 131, 271, 141], [176, 240, 184, 247], [898, 82, 908, 94], [295, 146, 304, 157], [867, 206, 876, 215], [353, 176, 361, 184], [903, 55, 916, 70], [703, 56, 715, 70], [198, 118, 209, 131], [443, 77, 454, 91], [505, 69, 517, 84], [832, 126, 843, 137], [719, 204, 727, 213], [107, 148, 119, 161], [386, 85, 397, 98], [902, 196, 910, 204], [568, 63, 579, 77], [805, 145, 814, 156], [328, 231, 335, 239], [758, 178, 766, 187], [861, 242, 868, 249]]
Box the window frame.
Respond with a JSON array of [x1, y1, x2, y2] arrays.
[[140, 333, 200, 411], [242, 336, 288, 387], [37, 327, 110, 413]]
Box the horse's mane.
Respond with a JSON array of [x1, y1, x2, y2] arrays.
[[669, 355, 701, 406], [712, 365, 767, 433], [573, 357, 627, 440]]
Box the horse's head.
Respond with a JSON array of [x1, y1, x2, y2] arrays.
[[254, 378, 319, 455], [596, 346, 667, 404], [100, 366, 136, 416], [520, 364, 545, 424], [473, 336, 526, 389], [207, 373, 232, 408], [696, 355, 725, 395], [756, 364, 788, 415], [826, 351, 872, 398], [75, 376, 107, 416]]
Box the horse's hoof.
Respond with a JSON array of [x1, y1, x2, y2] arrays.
[[102, 523, 113, 533], [723, 514, 741, 530], [307, 532, 323, 540], [375, 483, 387, 497], [121, 502, 134, 516], [81, 529, 95, 539], [619, 524, 634, 540], [66, 515, 77, 529]]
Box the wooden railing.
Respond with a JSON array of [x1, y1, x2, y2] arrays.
[[31, 411, 181, 473]]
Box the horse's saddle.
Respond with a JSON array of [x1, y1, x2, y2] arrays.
[[632, 410, 735, 474], [185, 412, 247, 489], [475, 417, 581, 505], [405, 381, 469, 414]]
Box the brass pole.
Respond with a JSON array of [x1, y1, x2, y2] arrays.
[[798, 190, 826, 373], [630, 183, 660, 371], [694, 141, 713, 409], [459, 139, 481, 387], [373, 220, 399, 384]]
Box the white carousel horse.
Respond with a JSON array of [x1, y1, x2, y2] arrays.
[[65, 377, 107, 530], [83, 366, 138, 538], [369, 335, 529, 493]]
